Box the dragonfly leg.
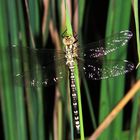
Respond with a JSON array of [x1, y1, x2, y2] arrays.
[[61, 28, 68, 38], [73, 31, 78, 38]]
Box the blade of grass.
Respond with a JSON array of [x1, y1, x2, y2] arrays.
[[78, 0, 85, 30], [129, 1, 140, 140], [28, 0, 40, 37], [37, 87, 45, 140], [0, 0, 18, 140], [132, 0, 140, 68], [42, 0, 51, 46], [99, 1, 132, 140], [17, 0, 28, 46], [23, 1, 45, 140], [6, 0, 28, 140], [129, 92, 140, 140], [83, 79, 97, 129]]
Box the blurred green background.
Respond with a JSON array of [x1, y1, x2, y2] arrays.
[[0, 0, 140, 140]]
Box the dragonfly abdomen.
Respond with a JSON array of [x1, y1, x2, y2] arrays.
[[69, 67, 80, 135]]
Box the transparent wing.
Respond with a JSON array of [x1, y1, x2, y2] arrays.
[[11, 30, 134, 86], [79, 59, 134, 80], [11, 46, 65, 65], [14, 59, 68, 87], [78, 30, 133, 59], [10, 46, 67, 87]]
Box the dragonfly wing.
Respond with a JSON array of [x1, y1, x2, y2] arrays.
[[11, 46, 65, 65], [14, 59, 68, 87], [78, 30, 133, 59], [79, 59, 134, 80]]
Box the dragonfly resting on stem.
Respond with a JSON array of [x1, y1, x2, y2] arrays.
[[13, 30, 134, 135]]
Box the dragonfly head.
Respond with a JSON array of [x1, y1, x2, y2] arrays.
[[63, 36, 75, 46]]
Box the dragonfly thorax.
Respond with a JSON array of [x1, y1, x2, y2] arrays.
[[63, 36, 78, 67], [65, 44, 78, 67]]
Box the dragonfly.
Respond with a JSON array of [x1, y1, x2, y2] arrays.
[[12, 30, 134, 135]]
